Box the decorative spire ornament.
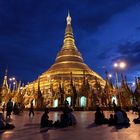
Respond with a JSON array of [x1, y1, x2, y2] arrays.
[[66, 11, 71, 25]]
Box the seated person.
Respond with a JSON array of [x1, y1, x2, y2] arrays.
[[94, 107, 108, 124], [68, 107, 77, 126], [121, 109, 130, 126], [114, 106, 124, 125], [40, 109, 53, 128], [108, 114, 115, 126], [53, 107, 76, 128], [0, 113, 15, 130], [59, 108, 70, 128]]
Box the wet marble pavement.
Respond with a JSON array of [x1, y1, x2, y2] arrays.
[[0, 111, 140, 140]]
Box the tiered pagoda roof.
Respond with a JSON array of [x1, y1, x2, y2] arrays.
[[39, 13, 104, 83]]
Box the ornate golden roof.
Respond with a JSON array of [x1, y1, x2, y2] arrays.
[[41, 13, 104, 81], [27, 12, 105, 90]]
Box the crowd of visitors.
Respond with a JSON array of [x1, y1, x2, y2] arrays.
[[0, 99, 24, 131], [1, 98, 140, 132], [94, 106, 130, 127], [40, 100, 77, 129]]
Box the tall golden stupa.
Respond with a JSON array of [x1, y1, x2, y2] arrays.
[[25, 12, 105, 108]]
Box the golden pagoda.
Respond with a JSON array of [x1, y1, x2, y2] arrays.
[[25, 12, 105, 108]]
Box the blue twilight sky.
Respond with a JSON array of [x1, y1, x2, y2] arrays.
[[0, 0, 140, 85]]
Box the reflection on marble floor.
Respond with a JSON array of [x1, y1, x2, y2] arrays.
[[0, 111, 139, 140]]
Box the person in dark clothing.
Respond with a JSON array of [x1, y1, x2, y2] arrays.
[[40, 109, 53, 128], [113, 100, 116, 109], [121, 109, 130, 126], [108, 114, 115, 126], [53, 106, 76, 128], [29, 100, 34, 117], [6, 99, 13, 119], [0, 113, 15, 130], [94, 107, 108, 124], [59, 108, 70, 128]]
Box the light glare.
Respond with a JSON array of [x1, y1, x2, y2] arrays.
[[119, 62, 126, 69], [114, 63, 118, 68]]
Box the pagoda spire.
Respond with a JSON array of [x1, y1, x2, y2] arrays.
[[40, 12, 105, 91], [2, 69, 8, 89], [67, 11, 71, 25], [62, 11, 78, 51]]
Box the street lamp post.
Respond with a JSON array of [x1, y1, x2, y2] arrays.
[[9, 77, 16, 92], [113, 63, 119, 88], [113, 62, 126, 87], [113, 61, 126, 106]]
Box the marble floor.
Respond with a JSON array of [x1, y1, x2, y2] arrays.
[[0, 111, 140, 140]]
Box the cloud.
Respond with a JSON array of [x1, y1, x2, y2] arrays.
[[0, 0, 140, 83], [98, 47, 113, 60], [112, 41, 140, 67]]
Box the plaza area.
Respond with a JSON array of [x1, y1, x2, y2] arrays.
[[0, 111, 140, 140]]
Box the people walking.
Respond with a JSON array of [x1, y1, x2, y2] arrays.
[[113, 100, 116, 109], [6, 99, 13, 119], [29, 100, 34, 117]]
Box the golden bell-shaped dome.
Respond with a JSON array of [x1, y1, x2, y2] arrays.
[[42, 12, 104, 82], [26, 12, 105, 92]]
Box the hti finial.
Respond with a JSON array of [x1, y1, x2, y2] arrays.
[[66, 11, 71, 25], [5, 68, 8, 76]]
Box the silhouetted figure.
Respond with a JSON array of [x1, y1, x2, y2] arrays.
[[68, 108, 77, 126], [53, 105, 77, 128], [114, 106, 130, 128], [0, 113, 15, 130], [6, 99, 13, 119], [94, 107, 108, 124], [121, 109, 130, 126], [113, 100, 116, 109], [108, 114, 115, 126], [29, 100, 34, 117], [40, 109, 53, 128], [59, 108, 70, 128], [52, 108, 69, 128], [114, 107, 124, 125]]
